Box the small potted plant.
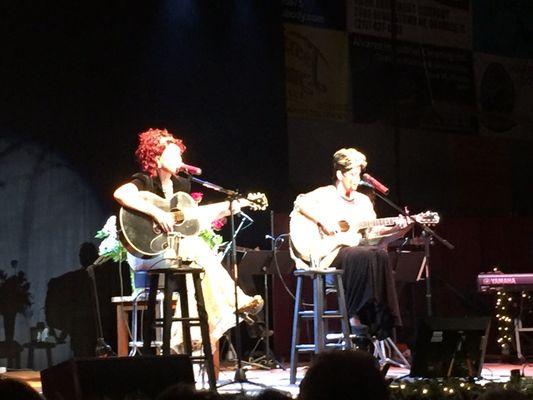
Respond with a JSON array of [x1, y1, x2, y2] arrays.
[[0, 260, 32, 342]]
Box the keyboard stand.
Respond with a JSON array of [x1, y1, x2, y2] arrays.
[[514, 296, 533, 362]]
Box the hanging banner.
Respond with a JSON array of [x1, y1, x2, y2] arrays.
[[347, 0, 472, 50], [350, 33, 476, 133], [285, 23, 349, 121]]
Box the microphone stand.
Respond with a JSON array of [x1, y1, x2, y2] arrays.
[[363, 182, 454, 317], [190, 177, 266, 390], [86, 255, 115, 357], [250, 211, 284, 370]]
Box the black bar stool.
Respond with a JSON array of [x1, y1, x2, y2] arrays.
[[143, 266, 216, 391], [289, 268, 351, 384]]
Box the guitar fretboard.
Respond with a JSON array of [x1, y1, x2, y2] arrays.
[[355, 217, 400, 229]]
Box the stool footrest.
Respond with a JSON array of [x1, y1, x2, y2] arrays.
[[294, 268, 341, 276], [190, 356, 209, 361], [299, 310, 344, 319], [153, 322, 202, 330], [296, 343, 347, 352], [326, 333, 358, 340], [128, 340, 163, 347], [154, 317, 201, 323]]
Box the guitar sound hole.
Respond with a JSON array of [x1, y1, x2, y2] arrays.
[[338, 221, 350, 232]]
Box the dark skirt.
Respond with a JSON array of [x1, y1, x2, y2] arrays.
[[331, 245, 401, 339]]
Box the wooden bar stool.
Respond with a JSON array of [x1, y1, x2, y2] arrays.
[[144, 266, 216, 391], [289, 268, 352, 384]]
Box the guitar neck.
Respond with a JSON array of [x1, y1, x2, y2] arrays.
[[356, 216, 399, 229]]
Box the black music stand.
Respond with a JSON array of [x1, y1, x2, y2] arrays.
[[367, 187, 454, 317], [393, 251, 425, 284], [238, 250, 285, 369]]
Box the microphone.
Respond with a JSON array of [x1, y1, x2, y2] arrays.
[[362, 173, 390, 195], [180, 163, 202, 176]]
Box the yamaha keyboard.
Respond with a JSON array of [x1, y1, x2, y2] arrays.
[[477, 273, 533, 292]]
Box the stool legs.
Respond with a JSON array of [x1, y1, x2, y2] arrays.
[[334, 274, 352, 348], [289, 270, 352, 385], [143, 274, 159, 354], [177, 275, 192, 355], [192, 272, 216, 391], [146, 269, 216, 391], [313, 275, 325, 353], [162, 275, 174, 356], [290, 275, 303, 384]]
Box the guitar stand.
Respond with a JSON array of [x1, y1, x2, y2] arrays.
[[372, 337, 410, 369], [223, 332, 269, 370]]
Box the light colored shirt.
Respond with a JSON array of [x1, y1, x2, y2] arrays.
[[291, 185, 376, 226]]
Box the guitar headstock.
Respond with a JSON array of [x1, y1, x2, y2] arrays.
[[246, 192, 269, 211], [414, 211, 440, 225]]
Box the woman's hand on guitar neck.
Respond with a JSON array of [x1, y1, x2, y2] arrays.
[[152, 209, 175, 233], [395, 214, 412, 229], [371, 214, 413, 237]]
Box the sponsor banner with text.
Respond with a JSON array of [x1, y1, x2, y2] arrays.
[[347, 0, 472, 50], [350, 33, 476, 133]]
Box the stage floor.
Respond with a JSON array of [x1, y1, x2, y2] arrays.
[[4, 361, 533, 398], [214, 362, 533, 397]]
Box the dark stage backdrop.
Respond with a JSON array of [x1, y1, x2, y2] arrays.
[[1, 1, 286, 368], [3, 1, 288, 213]]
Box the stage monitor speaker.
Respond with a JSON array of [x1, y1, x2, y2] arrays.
[[410, 317, 491, 378], [41, 355, 194, 400]]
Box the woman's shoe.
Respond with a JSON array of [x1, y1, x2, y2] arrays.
[[237, 295, 264, 316], [350, 324, 370, 337], [351, 324, 371, 351]]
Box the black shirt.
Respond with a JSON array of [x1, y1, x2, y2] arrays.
[[130, 172, 191, 197]]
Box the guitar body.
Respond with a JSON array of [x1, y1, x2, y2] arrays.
[[289, 211, 362, 269], [119, 191, 200, 258]]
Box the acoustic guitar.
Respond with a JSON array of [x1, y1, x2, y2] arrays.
[[289, 210, 439, 269], [119, 191, 268, 258]]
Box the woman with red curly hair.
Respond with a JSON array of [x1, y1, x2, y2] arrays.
[[114, 128, 263, 365]]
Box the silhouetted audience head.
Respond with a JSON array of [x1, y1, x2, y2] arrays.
[[0, 376, 44, 400], [298, 350, 388, 400], [79, 242, 99, 268]]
